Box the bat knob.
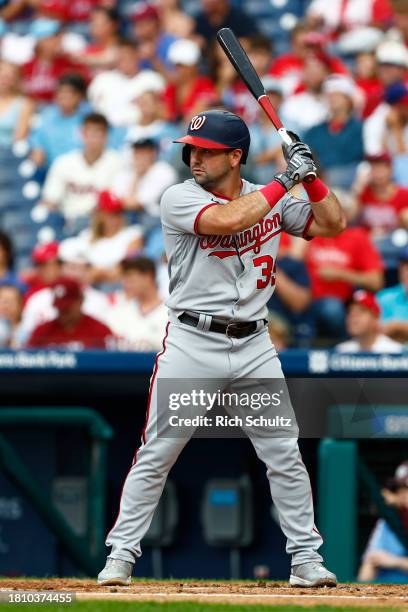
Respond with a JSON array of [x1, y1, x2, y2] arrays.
[[304, 172, 317, 184]]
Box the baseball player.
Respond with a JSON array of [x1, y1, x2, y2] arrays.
[[98, 110, 346, 587]]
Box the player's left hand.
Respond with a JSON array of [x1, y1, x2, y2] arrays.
[[282, 131, 315, 164]]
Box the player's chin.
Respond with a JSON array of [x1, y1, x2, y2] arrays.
[[192, 171, 209, 185]]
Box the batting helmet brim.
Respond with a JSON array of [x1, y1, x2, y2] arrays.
[[173, 135, 235, 150]]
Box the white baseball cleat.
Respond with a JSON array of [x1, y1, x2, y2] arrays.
[[289, 561, 337, 587], [97, 558, 134, 586]]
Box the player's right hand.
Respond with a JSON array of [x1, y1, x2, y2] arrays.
[[273, 152, 318, 192]]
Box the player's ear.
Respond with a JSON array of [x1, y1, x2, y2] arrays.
[[229, 149, 243, 168]]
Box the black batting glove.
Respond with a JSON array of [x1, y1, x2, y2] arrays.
[[282, 130, 314, 164], [274, 151, 318, 192]]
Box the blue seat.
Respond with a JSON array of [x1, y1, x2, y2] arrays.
[[16, 254, 32, 273], [12, 226, 38, 253], [0, 188, 29, 211], [0, 170, 23, 187], [1, 208, 34, 232]]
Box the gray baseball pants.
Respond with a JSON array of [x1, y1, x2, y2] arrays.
[[106, 312, 323, 566]]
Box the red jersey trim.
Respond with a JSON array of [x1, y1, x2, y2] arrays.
[[139, 321, 170, 447], [193, 203, 219, 235], [206, 179, 244, 202], [107, 321, 170, 538], [313, 525, 323, 541], [302, 212, 315, 240]]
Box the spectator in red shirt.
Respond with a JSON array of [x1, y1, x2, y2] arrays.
[[27, 277, 114, 349], [70, 6, 120, 73], [22, 18, 86, 103], [355, 153, 408, 236], [39, 0, 100, 23], [269, 25, 347, 96], [354, 50, 384, 118], [22, 241, 61, 302], [305, 224, 384, 339], [0, 0, 100, 22], [163, 39, 217, 122]]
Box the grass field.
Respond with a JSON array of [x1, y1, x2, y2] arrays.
[[0, 604, 403, 612]]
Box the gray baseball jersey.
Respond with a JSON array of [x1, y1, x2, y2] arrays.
[[161, 178, 313, 321]]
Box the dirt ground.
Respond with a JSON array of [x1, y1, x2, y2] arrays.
[[0, 579, 407, 607]]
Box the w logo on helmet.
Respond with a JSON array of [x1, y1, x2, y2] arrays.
[[190, 115, 206, 131]]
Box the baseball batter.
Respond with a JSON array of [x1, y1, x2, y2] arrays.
[[98, 110, 346, 587]]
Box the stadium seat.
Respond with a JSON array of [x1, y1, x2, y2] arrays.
[[1, 208, 34, 233], [12, 230, 38, 253]]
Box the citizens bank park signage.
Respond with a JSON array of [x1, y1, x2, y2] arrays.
[[308, 351, 408, 374], [0, 350, 406, 375]]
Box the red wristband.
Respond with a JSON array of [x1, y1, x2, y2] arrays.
[[260, 180, 286, 209], [302, 178, 329, 202]]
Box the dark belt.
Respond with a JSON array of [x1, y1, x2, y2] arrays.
[[178, 312, 267, 339]]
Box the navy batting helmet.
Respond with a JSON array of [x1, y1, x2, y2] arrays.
[[174, 110, 251, 166]]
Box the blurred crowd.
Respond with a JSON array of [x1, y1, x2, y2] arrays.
[[0, 0, 407, 352]]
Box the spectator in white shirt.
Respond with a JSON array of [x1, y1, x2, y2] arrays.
[[87, 38, 165, 128], [363, 42, 408, 156], [383, 82, 408, 154], [280, 53, 330, 137], [40, 113, 122, 233], [107, 256, 168, 351], [77, 190, 143, 285], [20, 237, 111, 343], [385, 0, 408, 47], [307, 0, 388, 37], [336, 290, 403, 353], [112, 137, 176, 258]]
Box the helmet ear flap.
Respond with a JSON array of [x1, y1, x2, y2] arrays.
[[182, 145, 191, 167]]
